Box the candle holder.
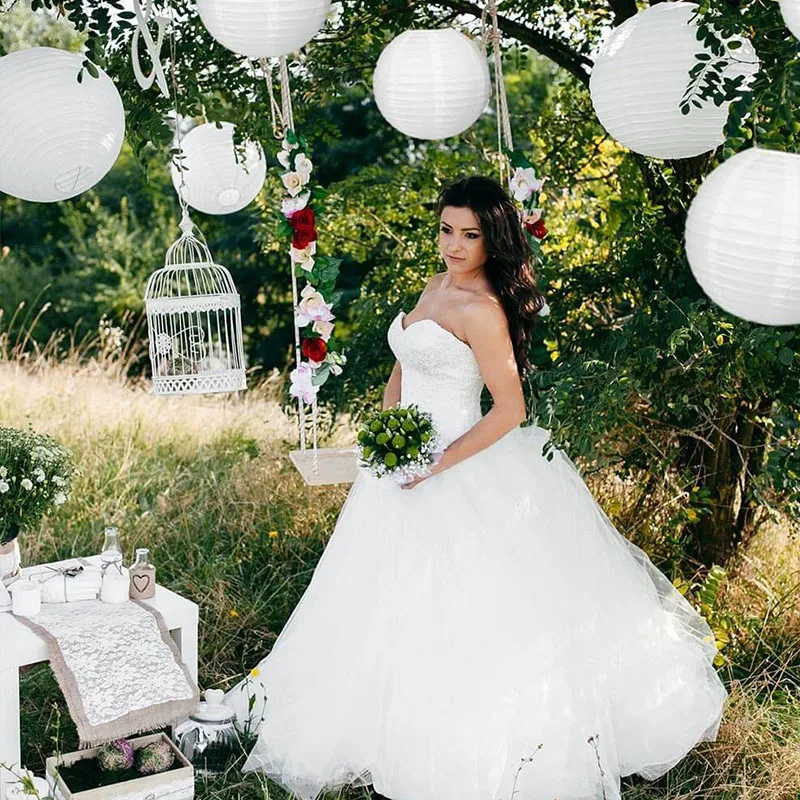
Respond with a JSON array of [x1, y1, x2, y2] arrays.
[[10, 578, 42, 616]]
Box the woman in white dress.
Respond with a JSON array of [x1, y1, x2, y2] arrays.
[[226, 176, 728, 800]]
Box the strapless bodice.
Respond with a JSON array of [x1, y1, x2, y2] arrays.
[[387, 311, 485, 447]]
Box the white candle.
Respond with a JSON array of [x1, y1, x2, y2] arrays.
[[11, 579, 41, 616], [100, 571, 129, 604]]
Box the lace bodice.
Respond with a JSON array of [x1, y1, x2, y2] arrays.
[[387, 310, 484, 447]]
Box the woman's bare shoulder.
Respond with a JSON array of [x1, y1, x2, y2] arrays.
[[462, 293, 508, 332]]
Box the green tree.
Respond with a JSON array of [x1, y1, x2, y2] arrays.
[[4, 0, 800, 570]]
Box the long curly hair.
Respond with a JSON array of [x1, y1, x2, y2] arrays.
[[435, 175, 546, 377]]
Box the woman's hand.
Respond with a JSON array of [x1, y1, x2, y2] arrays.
[[400, 474, 429, 490]]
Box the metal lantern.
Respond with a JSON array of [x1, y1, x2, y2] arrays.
[[145, 208, 246, 395], [372, 29, 492, 140], [589, 2, 758, 159], [685, 147, 800, 326]]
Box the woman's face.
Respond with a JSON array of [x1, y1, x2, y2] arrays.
[[438, 205, 488, 273]]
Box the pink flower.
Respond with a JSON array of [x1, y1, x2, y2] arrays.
[[509, 167, 544, 202], [313, 319, 334, 341], [282, 191, 310, 218], [295, 284, 335, 327], [289, 362, 318, 405]]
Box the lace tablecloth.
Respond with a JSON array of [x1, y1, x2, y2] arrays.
[[15, 597, 199, 747]]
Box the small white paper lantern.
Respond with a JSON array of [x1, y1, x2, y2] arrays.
[[0, 47, 125, 203], [171, 122, 266, 215], [685, 148, 800, 326], [590, 2, 758, 160], [196, 0, 331, 59], [145, 209, 247, 395], [780, 0, 800, 39], [372, 29, 492, 141]]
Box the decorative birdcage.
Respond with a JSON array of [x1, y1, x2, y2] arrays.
[[145, 206, 247, 395]]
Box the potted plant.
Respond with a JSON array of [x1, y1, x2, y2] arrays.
[[0, 426, 76, 581], [46, 733, 194, 800]]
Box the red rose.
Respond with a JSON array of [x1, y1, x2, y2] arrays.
[[289, 207, 317, 248], [302, 337, 327, 363], [530, 219, 547, 240]]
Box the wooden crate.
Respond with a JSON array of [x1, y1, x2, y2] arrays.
[[46, 733, 194, 800]]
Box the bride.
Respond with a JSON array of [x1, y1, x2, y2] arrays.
[[225, 176, 728, 800]]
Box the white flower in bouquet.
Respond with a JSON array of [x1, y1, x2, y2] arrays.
[[0, 426, 76, 547], [281, 170, 309, 197]]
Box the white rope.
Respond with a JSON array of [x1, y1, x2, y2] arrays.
[[480, 0, 514, 186], [260, 56, 315, 454]]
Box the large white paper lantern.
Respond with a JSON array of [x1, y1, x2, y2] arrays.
[[0, 47, 125, 203], [780, 0, 800, 39], [685, 148, 800, 326], [171, 122, 266, 215], [196, 0, 331, 59], [372, 29, 492, 140], [590, 2, 758, 160]]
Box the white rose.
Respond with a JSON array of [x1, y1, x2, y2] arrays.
[[281, 171, 308, 197], [21, 478, 33, 490], [295, 153, 313, 177], [0, 481, 9, 494], [0, 466, 6, 478]]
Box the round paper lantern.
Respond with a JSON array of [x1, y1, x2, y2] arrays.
[[196, 0, 331, 59], [685, 148, 800, 326], [0, 47, 125, 203], [780, 0, 800, 39], [372, 29, 492, 140], [171, 122, 266, 215], [590, 2, 758, 159]]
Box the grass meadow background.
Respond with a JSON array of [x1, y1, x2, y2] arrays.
[[2, 327, 800, 800]]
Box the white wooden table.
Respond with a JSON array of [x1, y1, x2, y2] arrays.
[[0, 558, 198, 796]]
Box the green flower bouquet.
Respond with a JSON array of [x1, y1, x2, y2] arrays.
[[356, 404, 444, 484], [0, 426, 76, 578]]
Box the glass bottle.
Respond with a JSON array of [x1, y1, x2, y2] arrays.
[[100, 526, 123, 574], [129, 548, 156, 600]]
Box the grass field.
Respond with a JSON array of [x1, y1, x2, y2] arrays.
[[3, 356, 800, 800]]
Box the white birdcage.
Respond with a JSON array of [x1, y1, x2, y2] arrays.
[[145, 206, 247, 395]]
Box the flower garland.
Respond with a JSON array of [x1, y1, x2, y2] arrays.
[[275, 128, 347, 406], [507, 149, 550, 318]]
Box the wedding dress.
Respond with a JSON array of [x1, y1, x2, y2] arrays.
[[225, 309, 728, 800]]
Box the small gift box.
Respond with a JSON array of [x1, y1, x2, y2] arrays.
[[46, 733, 194, 800]]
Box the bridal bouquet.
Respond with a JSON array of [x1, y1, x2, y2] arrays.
[[356, 404, 443, 484]]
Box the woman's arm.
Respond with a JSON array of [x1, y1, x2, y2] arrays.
[[429, 299, 526, 477], [382, 360, 402, 409]]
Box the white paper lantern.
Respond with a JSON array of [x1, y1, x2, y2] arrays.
[[372, 29, 492, 141], [685, 148, 800, 326], [0, 47, 125, 203], [171, 122, 266, 215], [196, 0, 331, 59], [590, 2, 758, 160], [780, 0, 800, 39]]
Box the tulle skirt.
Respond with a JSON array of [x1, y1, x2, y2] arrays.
[[225, 424, 728, 800]]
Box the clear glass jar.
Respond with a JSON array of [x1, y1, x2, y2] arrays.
[[100, 526, 123, 573], [129, 547, 156, 600]]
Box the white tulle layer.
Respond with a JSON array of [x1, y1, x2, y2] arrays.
[[226, 424, 728, 800]]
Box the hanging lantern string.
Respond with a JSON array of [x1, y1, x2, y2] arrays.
[[258, 56, 315, 455], [480, 0, 514, 187], [168, 0, 193, 237]]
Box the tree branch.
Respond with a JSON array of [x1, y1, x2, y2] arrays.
[[431, 0, 593, 85], [605, 0, 639, 25]]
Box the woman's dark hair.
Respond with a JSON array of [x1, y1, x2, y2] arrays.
[[435, 175, 546, 378]]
